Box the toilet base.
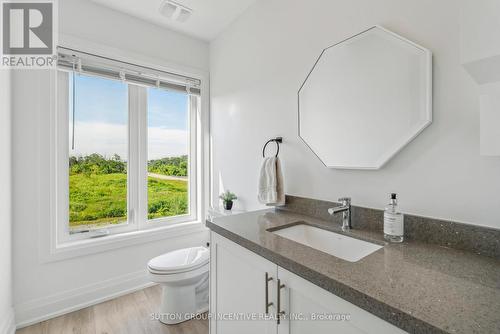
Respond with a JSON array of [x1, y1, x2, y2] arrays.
[[157, 272, 209, 325]]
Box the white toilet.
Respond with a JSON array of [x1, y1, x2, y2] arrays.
[[147, 246, 209, 325]]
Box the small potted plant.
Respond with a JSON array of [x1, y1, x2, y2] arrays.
[[219, 190, 238, 210]]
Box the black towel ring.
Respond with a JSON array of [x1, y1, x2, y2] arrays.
[[262, 137, 283, 158]]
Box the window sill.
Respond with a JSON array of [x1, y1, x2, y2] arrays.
[[40, 221, 208, 263]]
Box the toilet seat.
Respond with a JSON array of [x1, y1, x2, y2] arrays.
[[148, 246, 209, 274], [148, 263, 209, 283]]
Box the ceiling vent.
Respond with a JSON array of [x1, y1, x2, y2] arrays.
[[159, 0, 193, 23]]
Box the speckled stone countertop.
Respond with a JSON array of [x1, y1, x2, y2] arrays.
[[206, 209, 500, 334]]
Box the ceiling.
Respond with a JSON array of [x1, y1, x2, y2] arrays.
[[90, 0, 257, 41]]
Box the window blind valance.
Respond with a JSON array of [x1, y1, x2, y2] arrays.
[[57, 47, 201, 96]]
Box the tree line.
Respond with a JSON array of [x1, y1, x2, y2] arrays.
[[69, 154, 188, 176], [148, 156, 188, 176]]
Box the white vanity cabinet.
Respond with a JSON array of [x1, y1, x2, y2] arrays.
[[210, 231, 407, 334], [277, 267, 406, 334], [209, 232, 277, 334]]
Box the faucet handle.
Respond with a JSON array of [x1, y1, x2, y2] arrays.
[[338, 197, 351, 205]]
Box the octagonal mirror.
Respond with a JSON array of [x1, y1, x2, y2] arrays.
[[298, 26, 432, 169]]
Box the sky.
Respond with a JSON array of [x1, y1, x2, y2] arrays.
[[69, 73, 189, 160]]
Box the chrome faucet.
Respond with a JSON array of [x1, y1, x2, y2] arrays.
[[328, 197, 352, 231]]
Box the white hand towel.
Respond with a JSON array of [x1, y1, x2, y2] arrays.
[[258, 157, 285, 206]]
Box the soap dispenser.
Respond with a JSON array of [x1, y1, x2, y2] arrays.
[[384, 193, 404, 243]]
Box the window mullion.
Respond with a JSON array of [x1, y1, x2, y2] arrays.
[[189, 95, 198, 221], [128, 85, 143, 230], [133, 85, 148, 229]]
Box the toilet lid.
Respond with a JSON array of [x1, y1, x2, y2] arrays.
[[148, 247, 209, 273]]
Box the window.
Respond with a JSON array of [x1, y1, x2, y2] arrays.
[[57, 48, 201, 242], [68, 74, 129, 232], [147, 88, 190, 221]]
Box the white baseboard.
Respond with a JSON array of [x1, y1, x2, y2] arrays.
[[0, 308, 16, 334], [15, 270, 155, 329]]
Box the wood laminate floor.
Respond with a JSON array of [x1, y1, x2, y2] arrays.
[[16, 285, 209, 334]]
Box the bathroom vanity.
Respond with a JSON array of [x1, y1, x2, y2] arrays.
[[206, 197, 500, 334], [209, 231, 405, 334]]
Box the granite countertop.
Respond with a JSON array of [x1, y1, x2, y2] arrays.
[[206, 209, 500, 334]]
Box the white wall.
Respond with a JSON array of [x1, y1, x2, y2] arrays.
[[60, 0, 209, 71], [12, 0, 209, 327], [0, 70, 14, 334], [210, 0, 500, 228], [459, 0, 500, 65], [459, 0, 500, 156]]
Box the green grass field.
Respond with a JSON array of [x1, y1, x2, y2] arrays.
[[69, 173, 188, 230]]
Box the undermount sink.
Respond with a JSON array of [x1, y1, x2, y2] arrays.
[[271, 224, 382, 262]]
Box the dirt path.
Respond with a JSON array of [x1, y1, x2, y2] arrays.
[[148, 172, 188, 181]]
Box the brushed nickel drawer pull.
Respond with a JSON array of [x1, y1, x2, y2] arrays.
[[265, 272, 273, 314], [277, 279, 285, 325]]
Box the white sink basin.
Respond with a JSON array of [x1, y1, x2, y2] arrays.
[[272, 224, 382, 262]]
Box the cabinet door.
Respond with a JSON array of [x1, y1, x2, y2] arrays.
[[210, 232, 277, 334], [277, 267, 407, 334]]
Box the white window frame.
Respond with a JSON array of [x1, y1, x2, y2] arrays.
[[137, 87, 199, 230], [41, 37, 209, 262], [57, 71, 199, 243], [56, 72, 139, 244]]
